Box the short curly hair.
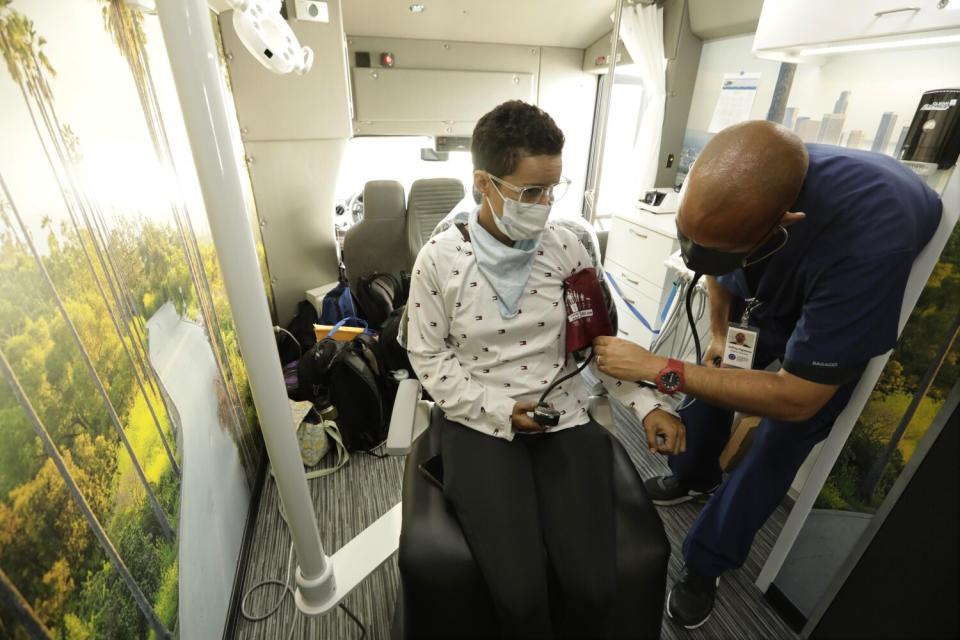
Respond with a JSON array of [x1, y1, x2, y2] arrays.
[[471, 100, 565, 178]]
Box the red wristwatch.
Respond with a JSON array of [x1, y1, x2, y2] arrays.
[[656, 358, 685, 395]]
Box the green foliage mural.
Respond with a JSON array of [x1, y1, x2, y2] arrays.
[[818, 224, 960, 512], [0, 0, 266, 637]]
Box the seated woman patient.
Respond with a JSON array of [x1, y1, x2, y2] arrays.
[[405, 100, 683, 638]]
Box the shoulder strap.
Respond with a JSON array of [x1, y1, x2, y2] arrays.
[[455, 222, 470, 242], [268, 420, 349, 483], [354, 332, 389, 377], [303, 421, 349, 480]]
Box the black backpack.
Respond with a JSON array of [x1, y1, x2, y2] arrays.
[[328, 334, 397, 451], [294, 338, 341, 405], [355, 272, 403, 332], [378, 306, 412, 375], [296, 333, 396, 452], [278, 300, 319, 365]]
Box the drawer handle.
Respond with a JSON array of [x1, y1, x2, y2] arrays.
[[621, 273, 641, 286], [623, 296, 636, 305], [619, 328, 630, 337], [628, 228, 648, 239], [874, 6, 919, 17]]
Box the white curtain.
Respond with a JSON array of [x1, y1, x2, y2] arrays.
[[618, 2, 667, 192]]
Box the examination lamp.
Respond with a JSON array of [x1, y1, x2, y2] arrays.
[[226, 0, 314, 75]]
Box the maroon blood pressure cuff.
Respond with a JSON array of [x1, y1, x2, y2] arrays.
[[564, 268, 614, 354]]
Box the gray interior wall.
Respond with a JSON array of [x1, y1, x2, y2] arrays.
[[657, 0, 703, 187], [687, 0, 762, 41], [219, 1, 352, 324], [344, 36, 598, 217], [346, 36, 543, 137], [241, 140, 345, 324], [583, 31, 634, 73]]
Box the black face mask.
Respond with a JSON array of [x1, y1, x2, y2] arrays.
[[677, 223, 789, 276]]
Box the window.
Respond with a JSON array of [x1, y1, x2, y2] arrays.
[[336, 136, 474, 203], [585, 72, 645, 226]]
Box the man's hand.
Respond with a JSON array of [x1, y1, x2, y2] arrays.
[[593, 336, 667, 382], [642, 409, 686, 455], [703, 333, 725, 368], [511, 401, 545, 433]]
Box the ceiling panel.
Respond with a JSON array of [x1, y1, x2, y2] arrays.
[[341, 0, 619, 49]]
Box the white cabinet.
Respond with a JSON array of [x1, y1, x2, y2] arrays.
[[603, 211, 679, 348], [754, 0, 960, 62]]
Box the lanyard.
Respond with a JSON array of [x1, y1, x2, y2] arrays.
[[741, 297, 763, 326]]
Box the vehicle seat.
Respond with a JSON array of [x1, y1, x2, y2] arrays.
[[342, 180, 411, 292], [406, 178, 465, 260], [392, 404, 671, 639]]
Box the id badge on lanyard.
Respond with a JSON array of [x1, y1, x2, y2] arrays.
[[723, 298, 761, 370]]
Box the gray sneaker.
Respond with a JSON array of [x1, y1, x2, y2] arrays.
[[644, 475, 719, 506]]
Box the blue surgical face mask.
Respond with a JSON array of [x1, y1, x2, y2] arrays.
[[487, 179, 551, 241]]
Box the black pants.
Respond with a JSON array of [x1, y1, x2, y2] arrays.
[[440, 418, 616, 639]]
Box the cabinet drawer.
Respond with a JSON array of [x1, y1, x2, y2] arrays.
[[614, 304, 655, 348], [605, 260, 662, 303], [605, 217, 677, 287], [613, 282, 661, 333]]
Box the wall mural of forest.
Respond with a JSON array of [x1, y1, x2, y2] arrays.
[[817, 206, 959, 513], [0, 1, 266, 638]]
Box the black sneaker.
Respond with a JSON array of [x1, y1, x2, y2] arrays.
[[644, 475, 719, 506], [666, 566, 720, 630]]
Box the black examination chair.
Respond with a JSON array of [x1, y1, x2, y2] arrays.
[[387, 398, 671, 639]]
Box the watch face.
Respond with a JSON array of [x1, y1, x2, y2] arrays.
[[661, 371, 681, 391]]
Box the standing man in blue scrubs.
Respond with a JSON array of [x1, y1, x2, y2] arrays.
[[594, 121, 943, 629]]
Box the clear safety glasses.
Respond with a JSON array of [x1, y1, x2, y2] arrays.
[[488, 173, 571, 205]]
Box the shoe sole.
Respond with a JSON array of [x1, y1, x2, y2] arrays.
[[651, 485, 720, 507], [665, 578, 720, 631]]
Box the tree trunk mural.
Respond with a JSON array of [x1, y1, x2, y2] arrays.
[[1, 172, 174, 542], [0, 7, 179, 477], [100, 0, 260, 482], [0, 348, 171, 640]]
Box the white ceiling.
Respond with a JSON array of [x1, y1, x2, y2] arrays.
[[341, 0, 619, 49]]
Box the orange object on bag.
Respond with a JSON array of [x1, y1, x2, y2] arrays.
[[313, 324, 365, 342]]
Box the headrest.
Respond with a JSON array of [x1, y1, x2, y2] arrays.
[[408, 178, 465, 213], [362, 180, 406, 221]]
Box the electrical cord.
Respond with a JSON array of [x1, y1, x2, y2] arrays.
[[339, 602, 368, 639], [358, 441, 388, 458], [241, 476, 370, 638], [652, 277, 687, 355]]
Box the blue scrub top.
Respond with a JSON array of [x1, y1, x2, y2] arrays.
[[716, 144, 942, 394]]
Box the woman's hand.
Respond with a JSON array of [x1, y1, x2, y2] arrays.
[[642, 409, 686, 455], [511, 401, 545, 433], [593, 336, 666, 382]]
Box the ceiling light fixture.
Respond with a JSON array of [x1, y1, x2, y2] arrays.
[[798, 33, 960, 56], [409, 3, 426, 13]]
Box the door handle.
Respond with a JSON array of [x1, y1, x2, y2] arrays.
[[874, 7, 920, 17]]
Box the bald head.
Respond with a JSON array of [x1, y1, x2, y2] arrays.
[[679, 121, 808, 250]]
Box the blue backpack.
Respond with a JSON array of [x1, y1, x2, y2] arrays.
[[319, 280, 363, 327]]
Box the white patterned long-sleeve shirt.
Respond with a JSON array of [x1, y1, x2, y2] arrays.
[[405, 222, 671, 441]]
